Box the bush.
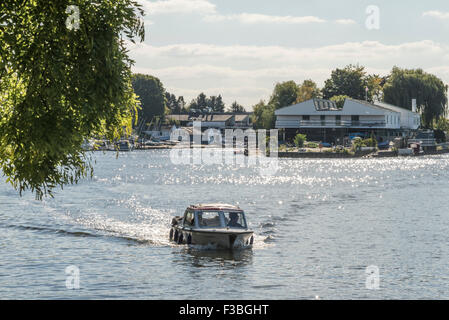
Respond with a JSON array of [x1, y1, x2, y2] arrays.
[[294, 134, 307, 148], [305, 142, 319, 148], [351, 137, 377, 151], [362, 138, 378, 148]]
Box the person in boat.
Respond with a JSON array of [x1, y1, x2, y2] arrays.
[[227, 212, 243, 228]]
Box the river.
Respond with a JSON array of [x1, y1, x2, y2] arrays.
[[1, 150, 449, 299]]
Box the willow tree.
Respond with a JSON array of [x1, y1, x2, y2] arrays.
[[383, 67, 448, 127], [0, 0, 145, 199]]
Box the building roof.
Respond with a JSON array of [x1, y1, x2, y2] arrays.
[[275, 98, 401, 116], [313, 98, 338, 111], [235, 114, 250, 122], [166, 114, 190, 121], [374, 101, 418, 114], [346, 98, 402, 114], [190, 114, 234, 122]]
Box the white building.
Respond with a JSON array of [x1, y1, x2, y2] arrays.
[[275, 98, 420, 143]]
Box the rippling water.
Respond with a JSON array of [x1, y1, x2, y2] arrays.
[[2, 150, 449, 299]]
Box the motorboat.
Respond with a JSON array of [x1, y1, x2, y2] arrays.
[[169, 203, 254, 249]]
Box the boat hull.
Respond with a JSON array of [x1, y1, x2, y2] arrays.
[[171, 227, 254, 249]]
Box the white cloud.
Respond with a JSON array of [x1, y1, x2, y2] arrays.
[[142, 0, 216, 15], [423, 10, 449, 19], [204, 13, 326, 24], [335, 19, 356, 25], [128, 40, 449, 108], [141, 0, 326, 25]]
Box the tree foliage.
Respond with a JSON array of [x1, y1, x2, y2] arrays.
[[228, 101, 246, 113], [269, 81, 299, 109], [164, 92, 187, 114], [296, 79, 321, 103], [188, 93, 225, 112], [294, 133, 307, 148], [132, 74, 166, 124], [252, 101, 275, 129], [383, 67, 448, 127], [330, 95, 350, 108], [0, 0, 145, 199], [322, 64, 368, 100]]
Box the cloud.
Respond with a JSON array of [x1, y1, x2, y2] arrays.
[[335, 19, 356, 25], [142, 0, 216, 15], [127, 40, 449, 108], [423, 10, 449, 19], [141, 0, 326, 25], [204, 13, 326, 24]]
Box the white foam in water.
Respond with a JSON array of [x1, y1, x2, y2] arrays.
[[63, 204, 174, 246], [53, 194, 273, 249]]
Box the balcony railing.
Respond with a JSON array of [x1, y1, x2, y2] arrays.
[[276, 119, 387, 128]]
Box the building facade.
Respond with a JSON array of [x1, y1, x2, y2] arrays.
[[275, 98, 420, 144]]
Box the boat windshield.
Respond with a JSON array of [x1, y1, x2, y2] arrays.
[[224, 211, 246, 229], [197, 211, 222, 228]]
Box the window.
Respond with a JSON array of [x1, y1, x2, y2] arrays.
[[320, 115, 326, 126], [351, 115, 360, 125], [184, 211, 195, 226], [224, 211, 247, 229], [303, 115, 310, 121], [336, 115, 341, 126], [197, 211, 222, 228]]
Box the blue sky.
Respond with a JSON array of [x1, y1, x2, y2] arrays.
[[130, 0, 449, 109]]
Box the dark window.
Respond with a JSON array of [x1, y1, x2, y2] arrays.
[[303, 115, 310, 121], [184, 211, 194, 226], [320, 115, 326, 126], [336, 115, 341, 125]]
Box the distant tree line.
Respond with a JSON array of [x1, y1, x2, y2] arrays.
[[131, 74, 248, 128], [132, 65, 448, 131], [251, 65, 448, 129]]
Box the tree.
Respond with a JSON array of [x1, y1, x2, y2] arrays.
[[330, 95, 350, 108], [209, 94, 225, 112], [177, 96, 186, 113], [165, 92, 179, 114], [132, 74, 166, 124], [188, 93, 226, 112], [366, 74, 386, 102], [322, 64, 367, 100], [269, 81, 299, 109], [188, 93, 208, 112], [253, 81, 300, 129], [383, 67, 448, 127], [0, 0, 144, 199], [228, 101, 246, 113], [252, 101, 275, 129], [296, 80, 321, 103]]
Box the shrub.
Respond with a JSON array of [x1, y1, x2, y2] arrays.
[[362, 138, 378, 147], [294, 134, 307, 148], [305, 142, 319, 148]]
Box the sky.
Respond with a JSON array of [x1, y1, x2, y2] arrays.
[[128, 0, 449, 110]]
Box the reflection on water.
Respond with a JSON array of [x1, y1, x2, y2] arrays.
[[182, 247, 254, 268], [2, 151, 449, 299]]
